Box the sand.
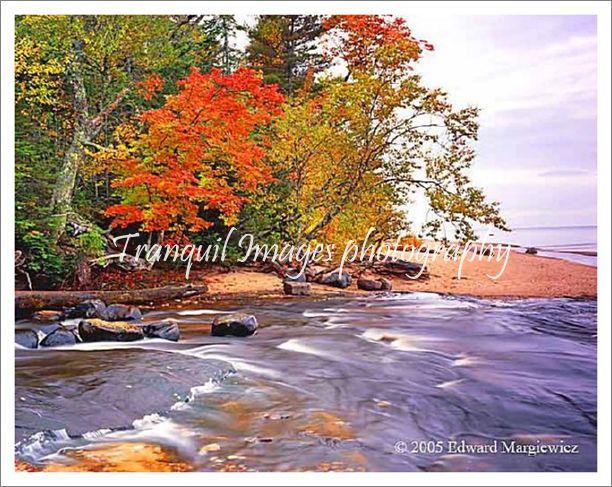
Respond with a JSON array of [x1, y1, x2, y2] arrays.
[[204, 250, 596, 299]]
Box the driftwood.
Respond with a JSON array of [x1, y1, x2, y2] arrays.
[[15, 284, 208, 311]]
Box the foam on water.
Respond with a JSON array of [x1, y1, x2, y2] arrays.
[[49, 337, 171, 352], [15, 429, 71, 460], [360, 328, 437, 352], [277, 338, 334, 359], [452, 355, 480, 367], [171, 378, 221, 410], [177, 346, 280, 378], [177, 309, 232, 316], [436, 378, 466, 389]]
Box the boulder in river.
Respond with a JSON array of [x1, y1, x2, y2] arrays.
[[64, 299, 106, 319], [100, 304, 142, 322], [78, 318, 145, 342], [283, 281, 311, 296], [211, 313, 258, 337], [40, 328, 77, 347], [319, 270, 352, 289], [525, 247, 538, 255], [143, 319, 180, 342], [15, 330, 39, 349]]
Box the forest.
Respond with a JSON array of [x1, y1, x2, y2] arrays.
[[15, 14, 507, 290]]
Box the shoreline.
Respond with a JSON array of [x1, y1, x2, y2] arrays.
[[198, 249, 597, 301], [15, 250, 598, 311]]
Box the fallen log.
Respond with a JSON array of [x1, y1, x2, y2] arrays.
[[15, 284, 208, 311]]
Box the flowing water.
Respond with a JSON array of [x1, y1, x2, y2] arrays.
[[15, 293, 597, 472]]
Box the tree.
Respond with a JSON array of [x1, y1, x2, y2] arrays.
[[245, 15, 506, 243], [100, 67, 283, 238], [246, 15, 328, 96], [201, 15, 245, 74], [15, 15, 215, 242]]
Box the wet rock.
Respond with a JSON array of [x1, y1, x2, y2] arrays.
[[40, 323, 63, 336], [64, 299, 107, 319], [319, 270, 352, 289], [143, 319, 180, 342], [40, 328, 77, 347], [33, 310, 64, 322], [38, 442, 193, 472], [15, 330, 39, 349], [78, 318, 145, 342], [357, 277, 383, 291], [100, 304, 142, 322], [199, 443, 221, 454], [283, 281, 311, 296], [525, 247, 538, 255], [211, 313, 258, 337]]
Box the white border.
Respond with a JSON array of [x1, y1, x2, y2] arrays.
[[1, 2, 610, 486]]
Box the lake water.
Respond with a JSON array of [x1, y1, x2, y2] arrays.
[[15, 293, 597, 472], [477, 225, 597, 266]]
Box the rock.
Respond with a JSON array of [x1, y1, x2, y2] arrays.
[[357, 277, 383, 291], [319, 270, 352, 289], [40, 323, 63, 336], [284, 268, 307, 282], [78, 319, 145, 342], [379, 277, 392, 291], [15, 330, 39, 349], [211, 313, 258, 337], [525, 247, 538, 255], [100, 304, 142, 322], [376, 259, 428, 279], [40, 328, 77, 347], [143, 319, 180, 342], [199, 443, 221, 454], [64, 299, 106, 319], [283, 281, 311, 296], [33, 310, 64, 322]]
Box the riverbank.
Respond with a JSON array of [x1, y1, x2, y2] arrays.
[[202, 250, 596, 300], [200, 251, 597, 299], [15, 249, 597, 312]]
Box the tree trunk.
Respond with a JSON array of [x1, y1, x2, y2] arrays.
[[50, 40, 90, 241]]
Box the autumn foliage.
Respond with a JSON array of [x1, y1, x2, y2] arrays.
[[323, 15, 434, 73], [104, 67, 283, 233], [15, 14, 507, 286]]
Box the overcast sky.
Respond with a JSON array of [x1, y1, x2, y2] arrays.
[[237, 15, 597, 230], [407, 15, 597, 229]]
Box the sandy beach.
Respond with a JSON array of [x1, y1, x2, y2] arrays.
[[203, 250, 596, 300]]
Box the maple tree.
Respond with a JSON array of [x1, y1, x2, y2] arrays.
[[100, 67, 283, 237]]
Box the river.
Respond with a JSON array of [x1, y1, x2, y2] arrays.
[[15, 292, 597, 472]]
